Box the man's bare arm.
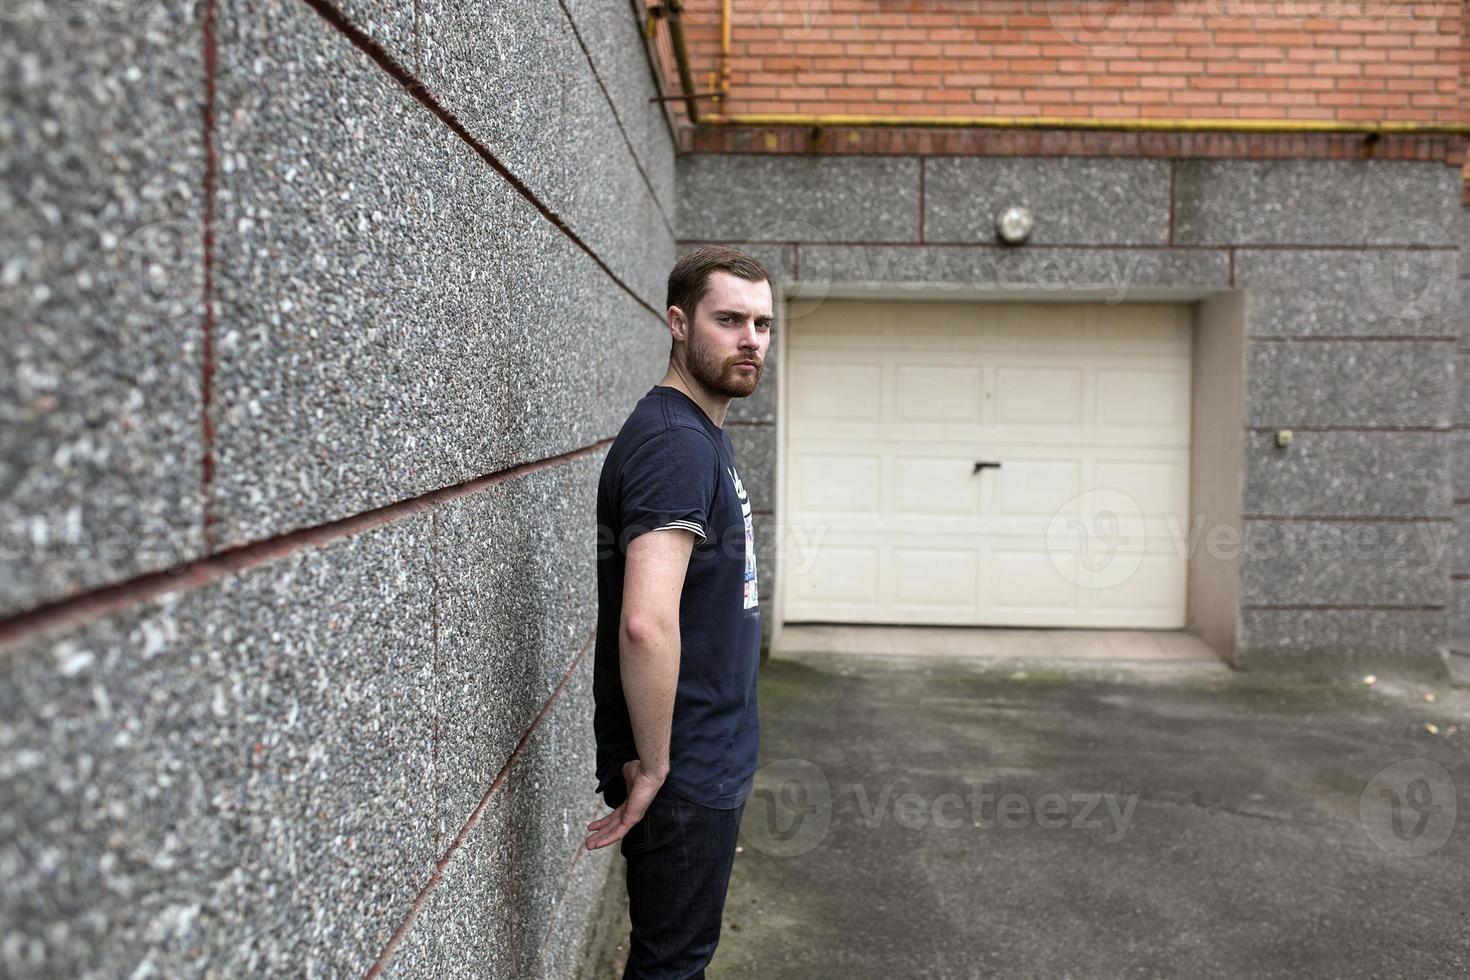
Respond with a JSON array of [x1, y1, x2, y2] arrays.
[[584, 527, 694, 850]]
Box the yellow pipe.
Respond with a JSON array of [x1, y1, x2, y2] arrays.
[[700, 112, 1470, 136]]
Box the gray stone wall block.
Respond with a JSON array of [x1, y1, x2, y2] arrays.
[[1237, 518, 1450, 607], [1455, 430, 1470, 495], [794, 244, 1230, 295], [1243, 430, 1450, 518], [1458, 351, 1470, 427], [561, 0, 677, 217], [1174, 160, 1462, 246], [1452, 578, 1470, 640], [1237, 249, 1462, 338], [0, 515, 437, 976], [432, 453, 600, 832], [728, 423, 775, 516], [385, 788, 514, 978], [334, 0, 418, 70], [1456, 279, 1470, 349], [674, 240, 796, 287], [1455, 503, 1470, 579], [509, 651, 610, 979], [211, 0, 665, 546], [677, 155, 921, 243], [1238, 608, 1448, 674], [1, 2, 206, 615], [1244, 339, 1452, 428], [417, 0, 674, 308], [923, 157, 1171, 245]]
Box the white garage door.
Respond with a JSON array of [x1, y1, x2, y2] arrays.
[[784, 300, 1192, 629]]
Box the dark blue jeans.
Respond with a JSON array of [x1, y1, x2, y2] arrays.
[[616, 783, 746, 979]]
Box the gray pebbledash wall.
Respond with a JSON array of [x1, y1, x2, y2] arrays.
[[2, 0, 672, 975], [678, 153, 1470, 680]]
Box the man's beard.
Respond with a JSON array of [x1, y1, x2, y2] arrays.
[[686, 329, 761, 398]]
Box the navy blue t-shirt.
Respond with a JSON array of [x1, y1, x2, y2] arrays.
[[593, 384, 761, 810]]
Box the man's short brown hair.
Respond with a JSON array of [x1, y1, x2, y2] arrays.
[[665, 245, 771, 337]]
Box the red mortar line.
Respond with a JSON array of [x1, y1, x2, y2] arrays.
[[364, 631, 595, 979], [199, 0, 219, 550], [295, 0, 661, 322], [0, 440, 611, 653], [552, 0, 676, 241], [1242, 603, 1446, 611]]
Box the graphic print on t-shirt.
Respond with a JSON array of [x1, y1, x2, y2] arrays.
[[728, 465, 758, 609]]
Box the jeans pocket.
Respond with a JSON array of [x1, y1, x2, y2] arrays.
[[619, 803, 656, 855]]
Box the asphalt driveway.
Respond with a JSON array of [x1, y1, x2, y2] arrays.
[[588, 652, 1469, 978]]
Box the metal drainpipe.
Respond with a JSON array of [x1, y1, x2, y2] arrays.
[[663, 0, 700, 125], [720, 0, 731, 107]]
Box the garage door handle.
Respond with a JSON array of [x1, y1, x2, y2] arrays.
[[972, 460, 1002, 474]]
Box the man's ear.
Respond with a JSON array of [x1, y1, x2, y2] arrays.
[[668, 305, 688, 343]]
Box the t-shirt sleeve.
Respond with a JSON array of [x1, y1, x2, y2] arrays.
[[617, 425, 720, 546]]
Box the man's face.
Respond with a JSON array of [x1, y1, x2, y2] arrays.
[[674, 270, 773, 399]]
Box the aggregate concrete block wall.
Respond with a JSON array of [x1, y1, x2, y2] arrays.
[[2, 0, 675, 973], [678, 152, 1463, 676]]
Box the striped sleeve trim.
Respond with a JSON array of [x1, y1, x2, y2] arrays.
[[651, 519, 707, 542]]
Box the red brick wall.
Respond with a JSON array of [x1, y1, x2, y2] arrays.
[[663, 0, 1464, 124]]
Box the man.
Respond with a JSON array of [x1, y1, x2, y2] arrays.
[[583, 244, 772, 979]]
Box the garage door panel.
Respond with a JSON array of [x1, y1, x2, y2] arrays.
[[792, 454, 881, 514], [895, 365, 983, 422], [994, 366, 1084, 425], [990, 548, 1081, 611], [1095, 367, 1190, 429], [990, 458, 1083, 517], [994, 305, 1087, 339], [785, 299, 1192, 629], [893, 549, 977, 607], [787, 545, 880, 607], [1081, 555, 1193, 625], [1092, 458, 1191, 516], [792, 363, 882, 422], [894, 456, 981, 516]]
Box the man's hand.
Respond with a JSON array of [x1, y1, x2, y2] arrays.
[[584, 759, 666, 850]]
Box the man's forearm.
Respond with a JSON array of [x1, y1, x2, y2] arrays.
[[620, 619, 680, 779]]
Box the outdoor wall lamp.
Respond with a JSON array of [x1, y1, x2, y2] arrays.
[[996, 205, 1034, 244], [1276, 429, 1293, 448]]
